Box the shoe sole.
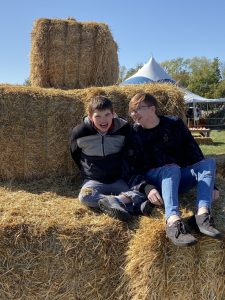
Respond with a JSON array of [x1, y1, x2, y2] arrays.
[[198, 228, 222, 239], [99, 202, 130, 221], [169, 239, 197, 247], [166, 235, 197, 247]]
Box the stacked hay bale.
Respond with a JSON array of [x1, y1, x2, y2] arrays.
[[30, 18, 119, 89], [123, 177, 225, 300], [0, 83, 186, 181], [0, 176, 224, 299], [0, 177, 130, 299], [0, 82, 225, 299]]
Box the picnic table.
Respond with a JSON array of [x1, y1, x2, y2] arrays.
[[189, 127, 211, 137]]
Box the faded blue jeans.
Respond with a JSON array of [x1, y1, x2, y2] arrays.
[[145, 158, 216, 220], [79, 179, 145, 211]]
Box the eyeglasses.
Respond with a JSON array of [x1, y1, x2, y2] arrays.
[[129, 105, 151, 116]]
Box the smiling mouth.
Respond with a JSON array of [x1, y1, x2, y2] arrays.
[[100, 123, 108, 128]]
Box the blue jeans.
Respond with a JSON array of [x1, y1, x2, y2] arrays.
[[79, 179, 145, 210], [145, 158, 216, 220]]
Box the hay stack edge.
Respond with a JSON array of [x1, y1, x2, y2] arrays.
[[30, 18, 119, 89], [0, 83, 225, 299]]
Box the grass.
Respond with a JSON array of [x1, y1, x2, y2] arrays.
[[200, 130, 225, 156]]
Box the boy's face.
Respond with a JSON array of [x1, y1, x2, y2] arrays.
[[90, 109, 114, 133], [130, 101, 154, 127]]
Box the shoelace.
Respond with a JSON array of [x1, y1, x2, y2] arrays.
[[175, 221, 187, 238], [203, 214, 215, 227]]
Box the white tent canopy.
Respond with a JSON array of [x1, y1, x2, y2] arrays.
[[121, 57, 225, 104], [182, 88, 225, 104], [121, 57, 176, 85]]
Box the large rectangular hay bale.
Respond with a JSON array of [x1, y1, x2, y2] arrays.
[[30, 18, 119, 89], [124, 181, 225, 300], [0, 177, 224, 299], [0, 83, 186, 181]]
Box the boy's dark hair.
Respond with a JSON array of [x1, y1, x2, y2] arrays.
[[129, 93, 159, 115], [88, 95, 113, 116]]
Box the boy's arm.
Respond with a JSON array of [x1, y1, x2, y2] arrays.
[[70, 129, 82, 169], [129, 175, 163, 206], [177, 118, 204, 162]]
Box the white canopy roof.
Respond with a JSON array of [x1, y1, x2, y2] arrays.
[[121, 57, 225, 104], [121, 57, 175, 85], [182, 88, 225, 104]]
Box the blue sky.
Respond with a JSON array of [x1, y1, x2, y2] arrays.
[[1, 0, 225, 84]]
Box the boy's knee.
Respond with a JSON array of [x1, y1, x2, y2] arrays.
[[78, 187, 95, 205], [162, 164, 181, 177]]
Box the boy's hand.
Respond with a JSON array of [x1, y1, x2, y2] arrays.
[[147, 189, 164, 206]]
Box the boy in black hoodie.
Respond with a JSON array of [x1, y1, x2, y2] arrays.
[[70, 95, 149, 221]]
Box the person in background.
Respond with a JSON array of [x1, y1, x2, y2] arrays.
[[127, 92, 221, 247]]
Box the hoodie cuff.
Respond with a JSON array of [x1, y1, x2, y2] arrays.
[[144, 184, 157, 197]]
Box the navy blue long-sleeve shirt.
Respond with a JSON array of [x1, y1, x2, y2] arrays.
[[126, 115, 204, 174]]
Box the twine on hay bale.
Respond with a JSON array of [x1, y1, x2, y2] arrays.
[[0, 83, 185, 181], [30, 18, 119, 89]]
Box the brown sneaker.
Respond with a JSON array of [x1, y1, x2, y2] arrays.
[[166, 220, 197, 247], [195, 213, 221, 238]]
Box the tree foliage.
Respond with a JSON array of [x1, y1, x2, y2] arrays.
[[23, 77, 31, 86], [118, 64, 143, 83], [117, 65, 127, 84], [125, 63, 143, 79], [118, 57, 225, 98], [187, 57, 221, 98], [161, 58, 190, 87]]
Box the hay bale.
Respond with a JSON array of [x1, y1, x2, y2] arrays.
[[0, 177, 130, 299], [123, 177, 225, 300], [30, 18, 119, 89], [0, 83, 185, 181], [0, 177, 224, 299], [124, 218, 167, 300]]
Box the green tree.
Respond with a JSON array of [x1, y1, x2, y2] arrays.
[[219, 61, 225, 80], [187, 57, 221, 98], [161, 58, 190, 87], [125, 63, 143, 79], [117, 65, 127, 84], [214, 80, 225, 98], [24, 77, 31, 86]]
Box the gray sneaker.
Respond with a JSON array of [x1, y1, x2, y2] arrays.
[[195, 213, 221, 238], [98, 196, 130, 221], [166, 220, 197, 247]]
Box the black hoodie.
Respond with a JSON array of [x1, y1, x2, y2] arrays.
[[70, 116, 131, 183]]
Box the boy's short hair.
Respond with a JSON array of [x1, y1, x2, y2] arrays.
[[88, 95, 113, 116], [129, 93, 159, 114]]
